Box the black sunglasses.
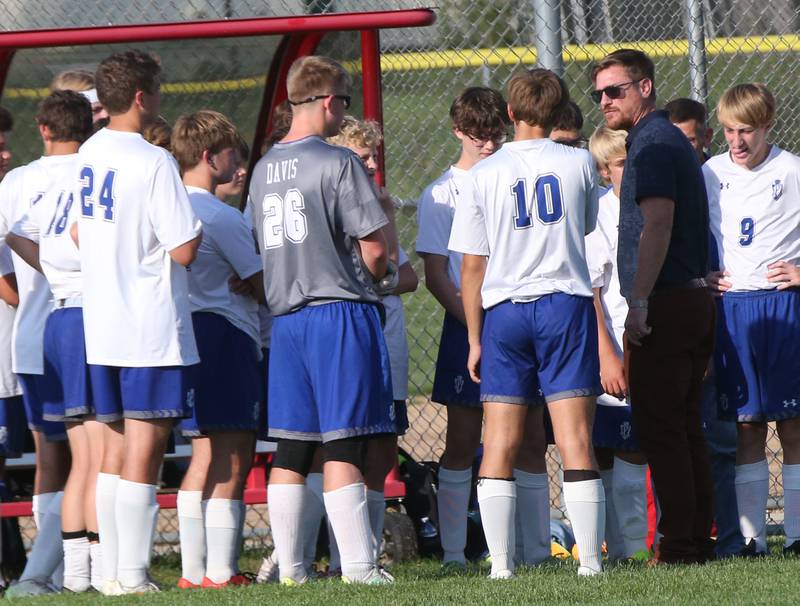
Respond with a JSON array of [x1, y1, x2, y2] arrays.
[[289, 94, 352, 110], [590, 79, 642, 104]]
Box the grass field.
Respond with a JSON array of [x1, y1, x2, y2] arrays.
[[13, 539, 800, 604]]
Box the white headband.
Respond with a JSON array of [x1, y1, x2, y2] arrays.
[[80, 88, 99, 104]]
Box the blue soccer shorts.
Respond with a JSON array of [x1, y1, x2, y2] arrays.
[[0, 395, 27, 457], [431, 312, 481, 407], [18, 373, 66, 441], [593, 398, 640, 452]]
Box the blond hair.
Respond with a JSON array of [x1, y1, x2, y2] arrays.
[[171, 110, 244, 173], [716, 83, 775, 128], [286, 56, 351, 106], [588, 125, 628, 169], [327, 115, 382, 150], [506, 68, 569, 129], [50, 69, 95, 92]]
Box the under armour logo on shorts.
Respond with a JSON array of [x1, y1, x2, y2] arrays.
[[0, 426, 7, 445], [186, 388, 195, 409], [454, 375, 464, 394], [784, 399, 798, 408]]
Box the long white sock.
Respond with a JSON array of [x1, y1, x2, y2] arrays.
[[48, 492, 64, 589], [302, 473, 325, 571], [514, 470, 550, 565], [367, 490, 385, 561], [563, 478, 605, 573], [267, 483, 307, 582], [324, 482, 375, 582], [204, 499, 240, 583], [20, 492, 63, 582], [477, 478, 516, 575], [89, 541, 103, 592], [735, 460, 768, 553], [612, 458, 648, 557], [783, 463, 800, 547], [600, 469, 623, 561], [437, 467, 472, 565], [96, 473, 119, 583], [115, 479, 158, 589], [62, 536, 91, 592], [32, 492, 54, 530], [177, 490, 205, 585], [233, 500, 246, 573]]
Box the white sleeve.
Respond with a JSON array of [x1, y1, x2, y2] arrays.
[[447, 174, 489, 256], [0, 244, 13, 277], [415, 182, 454, 257], [215, 208, 262, 280], [0, 171, 18, 245], [584, 227, 611, 289], [243, 195, 254, 231], [11, 200, 46, 243], [584, 160, 600, 235], [148, 155, 202, 251]]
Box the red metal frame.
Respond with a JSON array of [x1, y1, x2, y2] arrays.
[[361, 29, 386, 187]]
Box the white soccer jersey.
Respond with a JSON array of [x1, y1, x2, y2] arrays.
[[0, 156, 76, 374], [186, 186, 261, 350], [0, 246, 20, 398], [585, 187, 627, 408], [243, 196, 273, 350], [704, 146, 800, 291], [415, 166, 470, 289], [448, 139, 599, 308], [76, 128, 201, 367], [12, 157, 82, 301], [382, 248, 411, 401]]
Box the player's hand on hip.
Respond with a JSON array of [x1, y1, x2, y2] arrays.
[[624, 307, 651, 347], [767, 260, 800, 290], [599, 352, 627, 399], [467, 344, 481, 383], [705, 269, 732, 296]]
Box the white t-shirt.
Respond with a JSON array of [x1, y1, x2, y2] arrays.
[[186, 186, 262, 350], [12, 157, 82, 301], [448, 139, 599, 308], [703, 146, 800, 291], [415, 165, 470, 289], [76, 128, 201, 367], [585, 187, 627, 408], [0, 156, 76, 374], [242, 196, 272, 350], [382, 248, 410, 401], [0, 246, 20, 397]]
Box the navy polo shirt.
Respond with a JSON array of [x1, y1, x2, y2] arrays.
[[618, 110, 709, 298]]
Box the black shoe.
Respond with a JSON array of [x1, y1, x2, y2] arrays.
[[783, 541, 800, 556], [737, 539, 767, 558]]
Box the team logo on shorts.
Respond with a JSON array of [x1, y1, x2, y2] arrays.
[[619, 421, 632, 441], [186, 388, 195, 409], [389, 402, 396, 421], [454, 375, 464, 394], [253, 401, 260, 421], [772, 179, 783, 200], [784, 399, 798, 409], [0, 426, 7, 445], [719, 393, 729, 411]]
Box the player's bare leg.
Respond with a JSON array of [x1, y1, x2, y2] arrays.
[[512, 408, 550, 566], [62, 422, 92, 592], [549, 396, 605, 575], [478, 402, 527, 578], [363, 434, 397, 561], [96, 420, 123, 590], [776, 418, 800, 551], [177, 436, 211, 587], [734, 421, 769, 554], [438, 405, 482, 567]]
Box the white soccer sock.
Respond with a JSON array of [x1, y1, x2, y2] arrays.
[[204, 499, 240, 583], [267, 483, 307, 582], [302, 473, 326, 571], [89, 541, 103, 592], [477, 478, 516, 575], [367, 489, 385, 561], [177, 490, 205, 585], [783, 463, 800, 547], [612, 458, 649, 557], [324, 482, 375, 582], [31, 492, 54, 530], [735, 460, 769, 553], [326, 517, 341, 571], [115, 479, 158, 589], [96, 473, 119, 583], [513, 470, 550, 565], [20, 492, 63, 582], [48, 492, 64, 589], [62, 536, 91, 592], [599, 469, 624, 561], [233, 500, 246, 572], [437, 467, 472, 565], [563, 478, 605, 573]]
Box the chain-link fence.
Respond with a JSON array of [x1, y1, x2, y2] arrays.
[[0, 0, 793, 547]]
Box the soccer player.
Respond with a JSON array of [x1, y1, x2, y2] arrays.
[[586, 125, 649, 561], [76, 50, 201, 594], [415, 86, 510, 569], [50, 69, 109, 126], [249, 55, 394, 585], [449, 68, 604, 579], [171, 110, 263, 589], [7, 90, 98, 594], [664, 98, 713, 163], [550, 101, 586, 148], [703, 83, 800, 556]]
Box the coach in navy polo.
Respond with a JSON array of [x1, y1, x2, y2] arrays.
[[591, 49, 716, 565]]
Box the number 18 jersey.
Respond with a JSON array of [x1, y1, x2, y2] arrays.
[[448, 138, 599, 309]]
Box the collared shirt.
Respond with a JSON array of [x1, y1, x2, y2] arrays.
[[618, 110, 709, 298]]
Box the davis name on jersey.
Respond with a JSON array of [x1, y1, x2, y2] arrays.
[[703, 145, 800, 291]]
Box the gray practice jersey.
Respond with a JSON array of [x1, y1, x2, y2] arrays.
[[249, 136, 389, 316]]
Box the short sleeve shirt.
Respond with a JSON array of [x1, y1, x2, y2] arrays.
[[618, 110, 709, 298]]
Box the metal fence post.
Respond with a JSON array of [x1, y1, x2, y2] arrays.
[[533, 0, 564, 76], [685, 0, 708, 103]]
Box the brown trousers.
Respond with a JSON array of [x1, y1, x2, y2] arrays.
[[626, 286, 716, 563]]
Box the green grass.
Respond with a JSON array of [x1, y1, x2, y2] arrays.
[[17, 540, 800, 605]]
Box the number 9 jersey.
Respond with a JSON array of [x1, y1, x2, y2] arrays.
[[448, 138, 599, 308], [248, 136, 388, 316]]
